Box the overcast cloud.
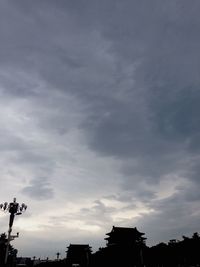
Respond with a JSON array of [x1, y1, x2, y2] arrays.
[[0, 0, 200, 259]]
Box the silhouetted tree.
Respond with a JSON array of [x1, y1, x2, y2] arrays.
[[0, 232, 18, 267], [145, 232, 200, 267], [0, 233, 7, 266]]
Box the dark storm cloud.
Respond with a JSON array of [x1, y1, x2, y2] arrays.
[[73, 0, 200, 200], [80, 1, 200, 158], [76, 0, 200, 241], [0, 0, 200, 254], [22, 177, 54, 200], [0, 0, 198, 182], [136, 190, 200, 245]]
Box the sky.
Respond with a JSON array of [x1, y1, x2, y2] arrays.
[[0, 0, 200, 260]]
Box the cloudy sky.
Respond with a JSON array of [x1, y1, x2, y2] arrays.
[[0, 0, 200, 259]]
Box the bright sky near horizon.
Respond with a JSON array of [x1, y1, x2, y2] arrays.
[[0, 0, 200, 259]]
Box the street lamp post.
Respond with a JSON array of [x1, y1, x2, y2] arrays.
[[0, 197, 27, 265], [56, 252, 60, 261]]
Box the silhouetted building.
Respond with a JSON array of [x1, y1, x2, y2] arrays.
[[105, 226, 146, 246], [66, 244, 92, 267], [92, 226, 147, 267]]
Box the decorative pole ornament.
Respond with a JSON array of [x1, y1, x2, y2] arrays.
[[0, 198, 27, 265]]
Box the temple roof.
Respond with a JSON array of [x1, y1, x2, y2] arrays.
[[105, 226, 146, 244], [106, 226, 145, 236], [67, 244, 91, 248]]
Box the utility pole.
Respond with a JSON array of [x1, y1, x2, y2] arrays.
[[0, 198, 27, 265]]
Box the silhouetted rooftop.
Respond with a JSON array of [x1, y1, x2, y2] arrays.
[[105, 226, 146, 246], [106, 226, 145, 236]]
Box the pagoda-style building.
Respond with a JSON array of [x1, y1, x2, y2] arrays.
[[105, 226, 146, 247], [66, 244, 92, 267], [92, 226, 147, 267]]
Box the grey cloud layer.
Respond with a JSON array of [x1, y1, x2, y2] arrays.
[[22, 177, 54, 200], [0, 0, 200, 255]]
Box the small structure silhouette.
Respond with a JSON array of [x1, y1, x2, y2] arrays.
[[66, 244, 92, 267]]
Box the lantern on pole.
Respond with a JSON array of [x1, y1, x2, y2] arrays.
[[0, 198, 27, 265]]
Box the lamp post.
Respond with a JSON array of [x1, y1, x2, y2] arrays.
[[56, 252, 60, 261], [0, 197, 27, 265]]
